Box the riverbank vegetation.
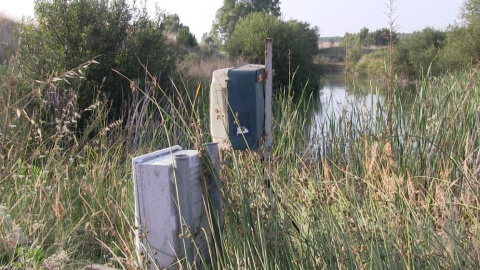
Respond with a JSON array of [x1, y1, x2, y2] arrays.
[[332, 0, 480, 81], [1, 0, 480, 269]]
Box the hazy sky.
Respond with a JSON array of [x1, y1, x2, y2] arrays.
[[1, 0, 465, 39]]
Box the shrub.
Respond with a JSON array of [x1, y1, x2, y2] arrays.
[[226, 12, 320, 92], [394, 27, 446, 78], [17, 0, 175, 126], [437, 0, 480, 71], [355, 49, 389, 79]]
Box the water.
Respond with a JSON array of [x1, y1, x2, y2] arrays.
[[309, 73, 416, 156]]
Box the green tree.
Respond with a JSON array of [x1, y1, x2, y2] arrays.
[[460, 0, 480, 23], [177, 27, 198, 48], [211, 0, 281, 46], [439, 26, 478, 70], [367, 28, 395, 46], [395, 27, 446, 78], [358, 27, 369, 46], [439, 0, 480, 69], [227, 12, 319, 91]]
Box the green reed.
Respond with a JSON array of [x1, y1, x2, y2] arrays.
[[1, 60, 479, 269]]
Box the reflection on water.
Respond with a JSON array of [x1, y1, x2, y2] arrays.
[[309, 73, 415, 156], [316, 75, 386, 125]]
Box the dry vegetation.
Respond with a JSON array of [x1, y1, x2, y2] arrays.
[[1, 5, 480, 269], [1, 50, 480, 268], [176, 51, 245, 85]]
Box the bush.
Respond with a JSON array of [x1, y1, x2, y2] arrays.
[[394, 27, 446, 78], [438, 22, 480, 71], [177, 27, 198, 48], [355, 49, 389, 79], [17, 0, 175, 126], [226, 12, 320, 92], [437, 0, 480, 71]]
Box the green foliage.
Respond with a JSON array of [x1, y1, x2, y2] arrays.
[[121, 11, 175, 85], [17, 0, 175, 125], [227, 13, 279, 62], [342, 27, 397, 47], [211, 0, 281, 46], [177, 27, 198, 48], [358, 27, 369, 46], [352, 0, 480, 78], [438, 0, 480, 70], [200, 32, 218, 54], [352, 39, 362, 65], [368, 28, 396, 46], [383, 0, 480, 77], [330, 0, 480, 79], [4, 1, 480, 268], [12, 247, 45, 269], [227, 12, 320, 91], [343, 33, 361, 76], [355, 49, 388, 77], [395, 27, 446, 78], [439, 26, 479, 70], [4, 23, 480, 267], [201, 32, 215, 47], [460, 0, 480, 23]]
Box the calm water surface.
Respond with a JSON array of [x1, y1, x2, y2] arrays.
[[309, 73, 416, 153]]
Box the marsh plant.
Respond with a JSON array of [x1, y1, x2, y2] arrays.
[[1, 44, 480, 269]]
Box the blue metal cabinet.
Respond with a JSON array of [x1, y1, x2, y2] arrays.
[[227, 64, 265, 150]]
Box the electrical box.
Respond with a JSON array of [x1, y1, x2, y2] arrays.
[[210, 68, 230, 149], [210, 64, 266, 150], [132, 146, 210, 269]]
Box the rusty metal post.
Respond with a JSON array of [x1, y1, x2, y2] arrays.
[[265, 38, 273, 161]]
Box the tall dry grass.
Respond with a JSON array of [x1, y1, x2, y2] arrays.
[[175, 51, 245, 89], [1, 42, 480, 269]]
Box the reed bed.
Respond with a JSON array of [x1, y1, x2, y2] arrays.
[[1, 61, 479, 269]]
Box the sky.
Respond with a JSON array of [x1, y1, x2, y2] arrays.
[[1, 0, 465, 39]]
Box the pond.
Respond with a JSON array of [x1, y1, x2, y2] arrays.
[[309, 73, 416, 155]]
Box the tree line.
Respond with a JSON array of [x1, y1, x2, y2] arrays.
[[343, 0, 480, 79], [1, 0, 320, 135], [206, 0, 320, 91], [6, 0, 478, 135]]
